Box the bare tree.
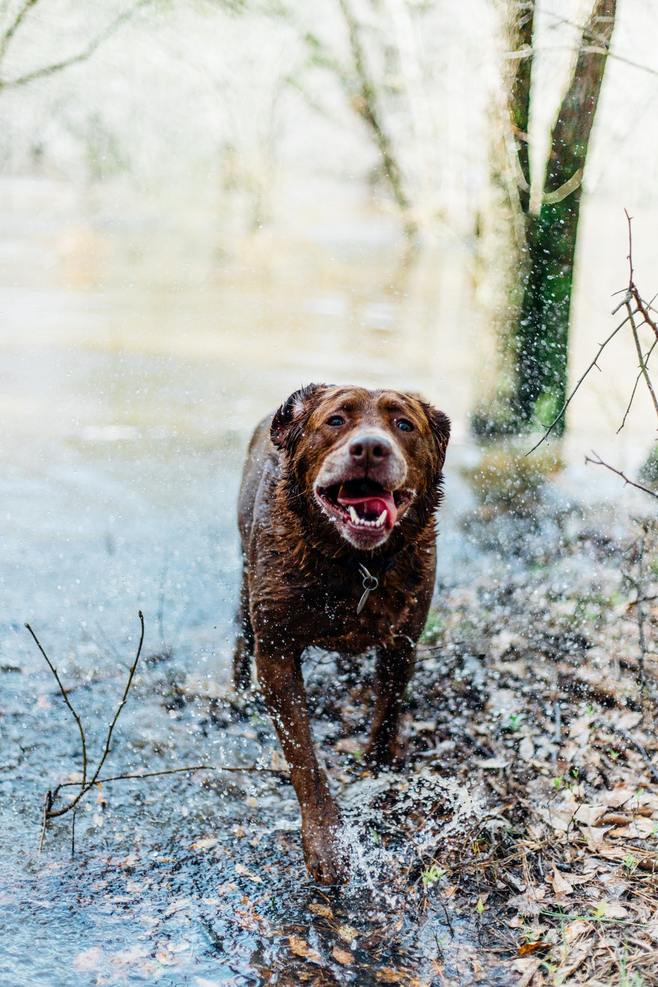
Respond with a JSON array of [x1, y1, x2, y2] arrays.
[[299, 0, 416, 237]]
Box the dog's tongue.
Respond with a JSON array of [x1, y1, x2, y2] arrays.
[[337, 489, 397, 527]]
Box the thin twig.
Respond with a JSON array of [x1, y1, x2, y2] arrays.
[[526, 312, 633, 455], [38, 790, 52, 853], [552, 700, 561, 771], [336, 0, 416, 237], [628, 594, 658, 608], [529, 210, 658, 455], [626, 301, 658, 422], [88, 612, 144, 778], [0, 0, 38, 64], [0, 0, 152, 91], [25, 622, 88, 789], [599, 723, 658, 784], [617, 339, 657, 433], [53, 762, 287, 793], [31, 609, 290, 850], [28, 611, 145, 834], [585, 452, 658, 500]]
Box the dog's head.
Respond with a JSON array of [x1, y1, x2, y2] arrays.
[[271, 384, 450, 549]]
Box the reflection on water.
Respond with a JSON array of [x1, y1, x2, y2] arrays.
[[0, 178, 653, 985]]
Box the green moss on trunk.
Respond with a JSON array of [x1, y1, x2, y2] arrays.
[[475, 0, 617, 438], [515, 190, 582, 429]]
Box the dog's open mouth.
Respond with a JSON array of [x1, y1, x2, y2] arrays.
[[315, 478, 413, 534]]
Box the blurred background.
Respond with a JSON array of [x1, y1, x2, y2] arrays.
[[1, 0, 657, 651]]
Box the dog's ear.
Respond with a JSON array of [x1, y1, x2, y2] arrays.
[[271, 383, 330, 451], [421, 401, 451, 469]]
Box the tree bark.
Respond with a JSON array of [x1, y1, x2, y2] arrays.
[[513, 0, 616, 428]]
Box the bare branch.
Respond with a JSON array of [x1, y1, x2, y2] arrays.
[[0, 0, 38, 64], [335, 0, 415, 237], [627, 299, 658, 421], [54, 763, 287, 793], [585, 452, 658, 501], [617, 339, 657, 433], [25, 622, 88, 789], [528, 210, 658, 454], [30, 610, 290, 850], [46, 610, 145, 819], [525, 311, 633, 455], [0, 0, 151, 92]]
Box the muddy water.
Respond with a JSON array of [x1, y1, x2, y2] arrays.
[[0, 180, 648, 985]]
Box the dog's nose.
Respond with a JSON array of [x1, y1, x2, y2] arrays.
[[349, 434, 392, 464]]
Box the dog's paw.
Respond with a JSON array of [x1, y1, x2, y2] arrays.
[[301, 815, 348, 886]]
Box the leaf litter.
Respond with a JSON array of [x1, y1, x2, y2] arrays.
[[2, 482, 657, 985]]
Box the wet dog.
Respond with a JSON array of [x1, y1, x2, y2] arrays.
[[233, 384, 450, 884]]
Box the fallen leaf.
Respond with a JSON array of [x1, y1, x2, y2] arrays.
[[336, 923, 358, 944], [375, 969, 405, 983], [332, 946, 353, 965], [309, 902, 333, 919], [518, 941, 550, 956], [549, 867, 573, 897], [191, 837, 218, 851], [235, 863, 262, 883], [288, 935, 321, 963], [512, 956, 541, 987], [564, 920, 592, 944], [609, 816, 656, 838]]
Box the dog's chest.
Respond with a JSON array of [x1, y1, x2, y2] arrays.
[[296, 575, 415, 652]]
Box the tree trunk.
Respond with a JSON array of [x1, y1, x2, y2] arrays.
[[513, 0, 616, 428]]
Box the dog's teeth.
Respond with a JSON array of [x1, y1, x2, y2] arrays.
[[376, 510, 386, 527], [348, 506, 359, 524]]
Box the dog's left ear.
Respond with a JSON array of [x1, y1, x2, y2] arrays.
[[421, 402, 451, 469], [271, 383, 330, 451]]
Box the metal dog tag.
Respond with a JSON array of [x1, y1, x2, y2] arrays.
[[357, 564, 379, 615]]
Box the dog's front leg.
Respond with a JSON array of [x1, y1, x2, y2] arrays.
[[365, 639, 416, 768], [255, 645, 347, 885]]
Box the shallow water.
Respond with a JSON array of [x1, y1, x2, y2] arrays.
[[0, 181, 650, 985]]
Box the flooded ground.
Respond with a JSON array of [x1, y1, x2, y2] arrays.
[[1, 180, 657, 985]]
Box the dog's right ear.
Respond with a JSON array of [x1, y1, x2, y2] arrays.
[[271, 383, 330, 451]]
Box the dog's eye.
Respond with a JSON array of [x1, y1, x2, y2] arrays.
[[326, 415, 345, 427], [395, 418, 414, 432]]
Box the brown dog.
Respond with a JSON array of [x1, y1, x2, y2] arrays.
[[233, 384, 450, 884]]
